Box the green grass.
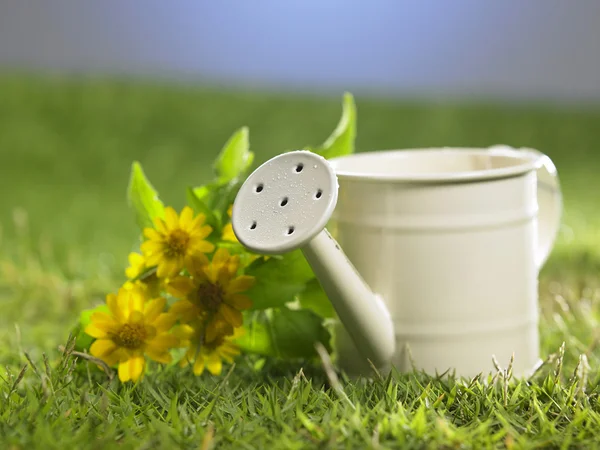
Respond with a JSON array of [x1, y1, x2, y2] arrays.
[[2, 72, 600, 448]]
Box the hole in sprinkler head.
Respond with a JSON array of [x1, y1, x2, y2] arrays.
[[287, 226, 295, 235], [250, 221, 257, 230], [295, 163, 304, 173], [315, 189, 323, 199], [280, 197, 288, 207], [255, 183, 264, 193]]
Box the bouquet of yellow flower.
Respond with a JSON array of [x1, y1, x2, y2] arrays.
[[73, 93, 356, 382]]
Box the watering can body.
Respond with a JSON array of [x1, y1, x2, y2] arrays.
[[232, 146, 561, 378]]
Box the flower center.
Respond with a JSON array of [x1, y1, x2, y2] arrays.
[[165, 229, 190, 258], [115, 323, 147, 349], [204, 335, 225, 350], [196, 281, 225, 311]]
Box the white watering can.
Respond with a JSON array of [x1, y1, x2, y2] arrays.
[[231, 146, 561, 378]]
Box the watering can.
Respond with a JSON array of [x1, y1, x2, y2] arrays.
[[231, 146, 561, 378]]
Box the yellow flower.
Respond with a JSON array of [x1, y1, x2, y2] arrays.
[[167, 247, 254, 341], [123, 278, 162, 300], [141, 206, 215, 279], [174, 320, 243, 376], [124, 252, 162, 298], [85, 287, 179, 382], [125, 252, 146, 279], [221, 205, 238, 243]]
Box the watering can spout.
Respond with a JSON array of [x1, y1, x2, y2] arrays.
[[231, 150, 396, 369], [301, 229, 396, 367]]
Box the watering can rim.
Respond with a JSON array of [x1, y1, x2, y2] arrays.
[[328, 145, 551, 184]]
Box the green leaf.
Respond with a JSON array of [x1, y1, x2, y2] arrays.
[[186, 187, 219, 231], [244, 250, 315, 310], [72, 323, 93, 353], [297, 278, 337, 319], [308, 92, 356, 159], [213, 127, 255, 183], [236, 308, 332, 359], [271, 307, 332, 358], [190, 181, 216, 202], [235, 311, 277, 356], [213, 179, 244, 220], [127, 161, 165, 231], [192, 178, 244, 224]]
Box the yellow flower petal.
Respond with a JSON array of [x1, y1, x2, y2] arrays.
[[157, 258, 181, 279], [104, 348, 125, 367], [140, 246, 165, 267], [106, 294, 124, 323], [190, 239, 215, 254], [119, 355, 145, 382], [166, 276, 195, 298], [190, 214, 208, 231], [227, 254, 241, 276], [118, 359, 131, 382], [126, 252, 146, 279], [141, 239, 163, 253], [232, 326, 245, 339], [227, 275, 255, 294], [221, 223, 238, 243], [144, 324, 157, 340], [144, 252, 163, 267], [185, 253, 210, 278], [219, 303, 243, 327], [220, 343, 241, 359], [87, 321, 118, 337], [193, 224, 213, 241], [90, 311, 119, 329], [90, 339, 117, 360], [206, 354, 223, 376], [179, 206, 194, 228], [144, 297, 167, 323], [153, 216, 168, 234], [202, 263, 218, 285], [130, 355, 146, 382], [85, 323, 109, 339], [116, 290, 131, 318], [125, 267, 137, 280], [219, 349, 236, 364], [129, 252, 145, 265], [212, 247, 230, 266], [171, 324, 195, 341], [217, 266, 231, 287], [169, 299, 197, 318], [205, 321, 219, 342], [146, 334, 180, 353], [126, 289, 145, 314], [193, 356, 206, 376], [227, 294, 253, 310], [205, 319, 234, 342], [143, 228, 162, 241], [123, 281, 147, 300], [164, 206, 179, 229], [153, 313, 177, 333], [129, 310, 144, 324], [146, 349, 173, 364]]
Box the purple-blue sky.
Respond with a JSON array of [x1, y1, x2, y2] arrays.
[[1, 0, 599, 101]]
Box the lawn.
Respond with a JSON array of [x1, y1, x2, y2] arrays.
[[1, 72, 600, 449]]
